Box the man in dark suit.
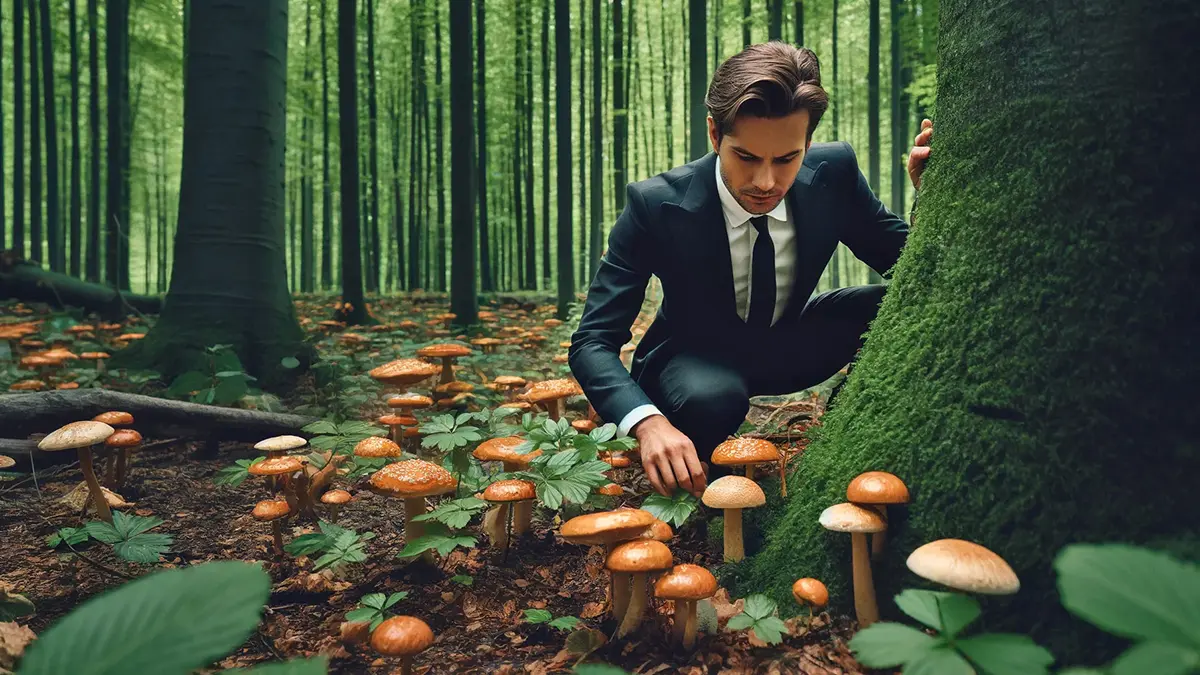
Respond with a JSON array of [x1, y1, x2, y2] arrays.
[[568, 42, 933, 497]]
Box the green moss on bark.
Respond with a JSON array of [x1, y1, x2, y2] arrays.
[[734, 0, 1200, 664]]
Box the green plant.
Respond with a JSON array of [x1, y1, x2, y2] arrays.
[[523, 608, 581, 631], [166, 344, 260, 406], [15, 560, 326, 674], [450, 575, 474, 586], [516, 449, 612, 510], [213, 457, 267, 487], [46, 526, 90, 549], [727, 594, 789, 645], [396, 522, 478, 559], [0, 585, 34, 621], [283, 521, 375, 572], [640, 489, 700, 528], [344, 592, 408, 631], [84, 512, 174, 564], [412, 496, 490, 529], [303, 418, 385, 456]]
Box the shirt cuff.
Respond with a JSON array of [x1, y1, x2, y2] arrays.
[[617, 404, 663, 438]]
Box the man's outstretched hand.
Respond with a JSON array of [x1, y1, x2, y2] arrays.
[[908, 118, 933, 189], [633, 415, 708, 498]]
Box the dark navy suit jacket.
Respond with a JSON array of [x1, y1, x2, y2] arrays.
[[567, 143, 909, 428]]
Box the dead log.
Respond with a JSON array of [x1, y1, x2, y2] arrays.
[[0, 256, 162, 318], [0, 388, 317, 439]]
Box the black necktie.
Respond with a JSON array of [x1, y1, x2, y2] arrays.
[[747, 215, 776, 328]]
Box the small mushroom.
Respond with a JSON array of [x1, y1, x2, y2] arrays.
[[369, 459, 457, 542], [639, 519, 674, 542], [80, 351, 110, 373], [711, 437, 781, 482], [248, 456, 306, 504], [819, 502, 886, 627], [571, 419, 598, 433], [414, 343, 473, 386], [906, 539, 1020, 595], [473, 436, 542, 535], [561, 509, 656, 620], [254, 434, 308, 460], [518, 378, 583, 422], [105, 428, 143, 489], [378, 415, 414, 443], [370, 615, 434, 675], [846, 471, 909, 560], [701, 476, 766, 562], [370, 359, 442, 389], [597, 482, 624, 498], [0, 455, 15, 471], [607, 539, 674, 637], [354, 436, 404, 460], [252, 499, 292, 556], [655, 563, 717, 649], [791, 577, 829, 624], [480, 479, 536, 560], [38, 421, 116, 523], [321, 489, 353, 522]]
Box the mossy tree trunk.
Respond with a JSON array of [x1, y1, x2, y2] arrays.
[[741, 0, 1200, 662], [112, 0, 313, 387]]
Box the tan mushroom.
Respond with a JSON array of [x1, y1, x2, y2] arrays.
[[38, 421, 116, 523], [368, 459, 457, 541], [906, 539, 1020, 595], [480, 479, 537, 557], [414, 343, 473, 386], [792, 577, 829, 625], [518, 378, 583, 422], [378, 414, 416, 444], [253, 499, 292, 556], [711, 437, 781, 482], [819, 502, 887, 627], [370, 359, 442, 388], [655, 563, 717, 648], [701, 476, 766, 562], [607, 539, 674, 637], [321, 489, 353, 522], [473, 436, 541, 535], [370, 616, 434, 675], [105, 428, 143, 489], [354, 436, 404, 460], [846, 471, 910, 560], [254, 434, 308, 460], [561, 509, 656, 621]]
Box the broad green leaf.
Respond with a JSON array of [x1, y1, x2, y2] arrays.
[[302, 420, 339, 436], [313, 552, 343, 571], [849, 622, 941, 668], [894, 590, 980, 636], [383, 592, 408, 608], [1110, 641, 1199, 675], [742, 594, 777, 621], [1055, 543, 1200, 646], [726, 614, 755, 631], [229, 656, 329, 674], [549, 616, 582, 631], [47, 526, 90, 548], [451, 575, 474, 586], [215, 370, 245, 378], [112, 533, 174, 564], [0, 589, 35, 621], [284, 533, 331, 557], [359, 593, 386, 610], [564, 628, 607, 658], [640, 490, 699, 528], [344, 608, 381, 624], [396, 531, 477, 559], [905, 646, 975, 675], [214, 376, 249, 405], [750, 616, 788, 645], [18, 561, 271, 675], [280, 356, 301, 369], [536, 482, 566, 510], [590, 424, 617, 443], [573, 666, 629, 675], [167, 370, 210, 397], [524, 609, 553, 624], [114, 512, 163, 539], [956, 633, 1055, 675]]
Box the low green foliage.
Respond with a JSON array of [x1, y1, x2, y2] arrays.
[[640, 489, 700, 528], [166, 344, 259, 406], [726, 594, 789, 645], [84, 512, 174, 564], [516, 450, 611, 510], [213, 457, 267, 487], [412, 496, 489, 529], [46, 525, 90, 549], [0, 586, 35, 621], [15, 560, 325, 674], [344, 592, 408, 631], [283, 521, 374, 572], [523, 608, 581, 631], [450, 575, 475, 586], [303, 418, 385, 456], [396, 522, 478, 559]]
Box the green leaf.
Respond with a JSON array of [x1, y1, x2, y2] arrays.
[[726, 614, 755, 631], [894, 589, 980, 636], [396, 526, 478, 559], [549, 616, 582, 631], [1109, 641, 1199, 675], [167, 370, 210, 397], [750, 616, 788, 645], [284, 533, 331, 557], [1055, 543, 1200, 646], [451, 575, 474, 586], [358, 593, 387, 610], [412, 497, 489, 529], [229, 656, 329, 674], [113, 533, 174, 564], [46, 526, 90, 548], [640, 490, 699, 528], [573, 666, 629, 675], [302, 420, 339, 436], [849, 622, 941, 668], [1057, 670, 1108, 675], [383, 592, 408, 608], [214, 375, 249, 405], [524, 609, 553, 624], [564, 628, 607, 658], [905, 646, 976, 675], [213, 458, 262, 487], [344, 607, 381, 624], [0, 588, 35, 621], [281, 356, 301, 369], [956, 633, 1055, 675], [590, 424, 617, 443], [114, 511, 164, 538], [742, 594, 777, 621], [18, 561, 271, 675]]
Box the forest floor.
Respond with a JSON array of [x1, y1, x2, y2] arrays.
[[0, 291, 867, 674]]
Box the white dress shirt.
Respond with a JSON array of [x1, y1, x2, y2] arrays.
[[617, 156, 798, 437]]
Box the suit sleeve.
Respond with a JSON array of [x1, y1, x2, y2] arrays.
[[568, 184, 659, 426], [837, 141, 910, 279]]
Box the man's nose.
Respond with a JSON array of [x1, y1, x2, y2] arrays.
[[753, 167, 775, 192]]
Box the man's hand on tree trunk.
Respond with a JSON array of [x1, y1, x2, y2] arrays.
[[633, 415, 708, 498]]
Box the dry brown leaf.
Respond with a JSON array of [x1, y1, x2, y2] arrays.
[[710, 588, 745, 623], [529, 600, 546, 609], [462, 592, 482, 619], [514, 579, 530, 588], [579, 602, 605, 619], [0, 622, 36, 671]]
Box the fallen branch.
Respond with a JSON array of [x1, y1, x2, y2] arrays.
[[0, 256, 162, 318], [0, 388, 317, 439]]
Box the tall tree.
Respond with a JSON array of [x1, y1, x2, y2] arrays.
[[433, 2, 446, 291], [541, 0, 551, 288], [576, 0, 586, 287], [831, 0, 839, 139], [866, 0, 883, 284], [768, 0, 782, 39], [746, 0, 1200, 661], [85, 0, 99, 281], [555, 0, 573, 317], [28, 2, 40, 264], [688, 0, 707, 160], [298, 0, 314, 292], [890, 0, 908, 215], [116, 0, 311, 383], [319, 0, 333, 290], [365, 0, 380, 293], [38, 0, 60, 272], [588, 0, 602, 275], [475, 0, 491, 291], [660, 0, 673, 167], [522, 0, 536, 289], [105, 0, 131, 289], [0, 2, 4, 252], [337, 0, 369, 323], [742, 0, 751, 47], [794, 0, 804, 45], [612, 0, 625, 217], [448, 0, 476, 324], [68, 0, 82, 277], [512, 0, 525, 288]]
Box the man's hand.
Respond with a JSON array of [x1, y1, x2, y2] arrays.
[[632, 415, 708, 498], [907, 118, 933, 189]]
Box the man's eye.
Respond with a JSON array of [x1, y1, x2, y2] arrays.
[[738, 154, 756, 162]]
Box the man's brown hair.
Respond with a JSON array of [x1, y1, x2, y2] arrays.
[[705, 41, 829, 144]]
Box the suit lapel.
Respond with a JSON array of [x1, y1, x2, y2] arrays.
[[675, 153, 738, 321], [778, 158, 833, 324]]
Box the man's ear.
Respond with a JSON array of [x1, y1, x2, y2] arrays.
[[707, 116, 720, 153]]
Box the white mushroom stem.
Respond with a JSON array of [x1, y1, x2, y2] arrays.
[[871, 505, 888, 559], [723, 508, 745, 562], [617, 573, 649, 637], [681, 600, 699, 650], [484, 503, 510, 548], [671, 599, 690, 644], [403, 497, 428, 541], [851, 531, 879, 627], [114, 443, 139, 488], [612, 572, 632, 621], [78, 445, 112, 524]]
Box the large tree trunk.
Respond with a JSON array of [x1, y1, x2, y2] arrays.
[[336, 0, 370, 323], [889, 0, 908, 217], [85, 0, 100, 282], [554, 0, 572, 319], [521, 0, 535, 290], [744, 0, 1200, 661], [11, 0, 23, 258], [540, 0, 550, 290], [38, 0, 60, 273], [28, 2, 41, 264], [476, 0, 491, 292], [299, 0, 314, 293], [612, 0, 624, 219], [448, 0, 476, 325], [575, 0, 585, 289], [687, 0, 706, 161], [0, 1, 5, 252], [831, 0, 839, 140], [68, 0, 82, 278], [105, 0, 130, 290], [794, 0, 803, 45], [319, 0, 333, 291], [588, 0, 602, 276], [111, 0, 312, 386], [433, 2, 446, 293], [768, 0, 782, 40], [366, 0, 380, 294]]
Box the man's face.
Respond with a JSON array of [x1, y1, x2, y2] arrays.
[[709, 110, 811, 215]]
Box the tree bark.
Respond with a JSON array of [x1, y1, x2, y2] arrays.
[[11, 0, 24, 258], [476, 0, 491, 292], [554, 0, 573, 318], [68, 0, 82, 278], [746, 0, 1200, 661], [768, 0, 782, 40], [588, 0, 602, 276], [111, 0, 312, 386], [831, 0, 839, 140], [540, 0, 551, 290], [38, 0, 60, 273], [336, 0, 370, 323], [612, 0, 625, 219], [688, 0, 707, 161], [890, 0, 908, 217], [794, 0, 803, 45], [320, 0, 333, 290], [28, 2, 41, 264], [366, 0, 381, 294], [448, 0, 477, 325], [85, 0, 100, 282], [522, 0, 536, 290]]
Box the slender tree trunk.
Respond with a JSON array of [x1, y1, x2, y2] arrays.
[[157, 134, 167, 291], [643, 3, 657, 173], [319, 0, 333, 290], [28, 2, 41, 264], [541, 0, 551, 289], [475, 0, 490, 292], [794, 0, 804, 45], [39, 0, 59, 272], [769, 0, 782, 39], [105, 0, 130, 289], [337, 0, 369, 323], [523, 0, 536, 289], [406, 2, 419, 290], [10, 0, 22, 257], [588, 0, 602, 276], [421, 34, 432, 289], [0, 3, 5, 252], [575, 0, 585, 288], [364, 0, 380, 293], [298, 0, 314, 292], [433, 1, 446, 292], [512, 0, 525, 289], [688, 0, 707, 160], [831, 0, 839, 139], [868, 0, 880, 193], [712, 0, 720, 75], [555, 0, 573, 317], [68, 0, 82, 277], [890, 0, 908, 216], [612, 0, 625, 217], [448, 0, 476, 323], [114, 0, 312, 384], [742, 0, 751, 47], [661, 0, 673, 167], [85, 0, 99, 280]]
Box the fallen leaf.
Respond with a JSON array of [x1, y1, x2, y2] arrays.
[[441, 591, 456, 602], [514, 579, 530, 588], [0, 622, 36, 671], [466, 621, 483, 633], [529, 600, 546, 609], [579, 602, 605, 619]]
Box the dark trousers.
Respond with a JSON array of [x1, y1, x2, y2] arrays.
[[636, 284, 887, 472]]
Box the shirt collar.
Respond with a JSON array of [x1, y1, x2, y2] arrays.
[[715, 155, 789, 227]]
